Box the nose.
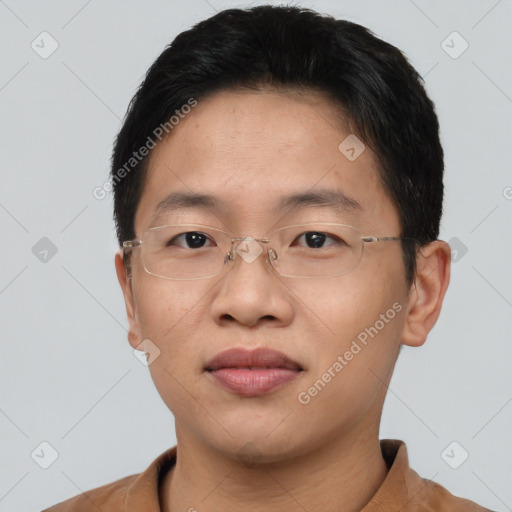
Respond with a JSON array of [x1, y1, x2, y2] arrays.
[[210, 237, 294, 328]]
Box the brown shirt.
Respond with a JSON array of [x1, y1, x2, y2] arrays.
[[43, 439, 493, 511]]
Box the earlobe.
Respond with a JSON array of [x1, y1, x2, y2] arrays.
[[401, 240, 451, 347], [115, 249, 143, 349]]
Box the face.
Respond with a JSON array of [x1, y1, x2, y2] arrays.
[[117, 89, 413, 462]]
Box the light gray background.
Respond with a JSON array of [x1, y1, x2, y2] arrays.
[[1, 0, 511, 510]]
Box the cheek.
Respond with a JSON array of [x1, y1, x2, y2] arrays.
[[291, 270, 403, 350], [293, 266, 406, 402], [134, 279, 211, 365], [134, 280, 212, 425], [292, 290, 404, 441]]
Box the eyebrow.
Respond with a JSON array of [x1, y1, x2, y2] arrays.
[[276, 189, 363, 215], [151, 188, 363, 222], [151, 192, 217, 224]]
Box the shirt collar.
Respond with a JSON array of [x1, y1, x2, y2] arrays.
[[124, 439, 420, 511]]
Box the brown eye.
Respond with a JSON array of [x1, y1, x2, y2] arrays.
[[294, 231, 344, 249], [168, 232, 214, 249]]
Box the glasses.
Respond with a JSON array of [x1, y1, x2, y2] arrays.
[[122, 223, 415, 280]]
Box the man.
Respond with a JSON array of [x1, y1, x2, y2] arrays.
[[44, 5, 493, 511]]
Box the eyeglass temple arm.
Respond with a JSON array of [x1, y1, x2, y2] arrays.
[[123, 240, 142, 248], [362, 236, 416, 243]]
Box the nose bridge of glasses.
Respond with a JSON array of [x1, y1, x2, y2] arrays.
[[229, 236, 272, 265]]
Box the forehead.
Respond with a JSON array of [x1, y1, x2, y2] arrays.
[[135, 89, 399, 235]]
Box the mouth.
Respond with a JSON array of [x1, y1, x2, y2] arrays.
[[205, 347, 304, 396]]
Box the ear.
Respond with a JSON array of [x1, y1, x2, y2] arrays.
[[115, 249, 143, 350], [401, 240, 451, 347]]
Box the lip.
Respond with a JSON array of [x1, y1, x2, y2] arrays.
[[205, 348, 304, 396]]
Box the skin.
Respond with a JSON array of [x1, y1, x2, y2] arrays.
[[115, 89, 451, 512]]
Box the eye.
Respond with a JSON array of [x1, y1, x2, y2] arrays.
[[167, 232, 216, 249], [293, 231, 346, 249]]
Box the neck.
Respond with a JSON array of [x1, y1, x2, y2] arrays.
[[161, 423, 388, 512]]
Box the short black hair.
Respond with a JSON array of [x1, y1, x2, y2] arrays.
[[111, 4, 444, 287]]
